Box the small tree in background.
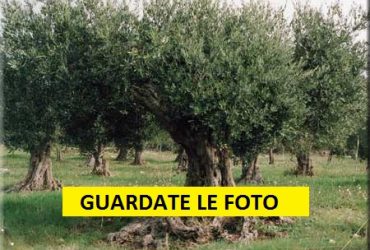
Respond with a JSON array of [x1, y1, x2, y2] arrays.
[[107, 102, 154, 165], [61, 0, 135, 175], [2, 1, 70, 191], [289, 4, 366, 175], [346, 124, 368, 161]]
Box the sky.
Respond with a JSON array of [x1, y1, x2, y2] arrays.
[[0, 0, 367, 40], [254, 0, 367, 41], [126, 0, 367, 41]]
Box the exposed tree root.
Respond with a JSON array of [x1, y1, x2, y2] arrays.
[[6, 177, 62, 193], [107, 216, 293, 249]]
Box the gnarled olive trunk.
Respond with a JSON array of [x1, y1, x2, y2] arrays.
[[92, 144, 111, 176], [183, 140, 234, 187], [268, 148, 274, 165], [132, 144, 144, 165], [295, 152, 313, 176], [116, 146, 128, 161], [109, 84, 291, 248], [86, 154, 95, 167], [17, 142, 61, 191], [237, 154, 263, 184]]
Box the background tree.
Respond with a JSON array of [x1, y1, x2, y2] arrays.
[[2, 0, 69, 191], [107, 102, 154, 165], [61, 0, 135, 175], [289, 4, 366, 175], [346, 124, 368, 161]]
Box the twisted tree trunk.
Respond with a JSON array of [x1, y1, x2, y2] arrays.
[[183, 140, 235, 186], [15, 142, 61, 191], [116, 146, 128, 161], [268, 148, 274, 165], [237, 154, 263, 184], [56, 145, 63, 162], [132, 144, 144, 165], [107, 84, 290, 248], [92, 143, 111, 176], [295, 152, 313, 176]]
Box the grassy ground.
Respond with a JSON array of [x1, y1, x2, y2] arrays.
[[0, 148, 367, 249]]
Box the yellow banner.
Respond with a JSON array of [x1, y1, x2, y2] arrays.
[[62, 186, 309, 217]]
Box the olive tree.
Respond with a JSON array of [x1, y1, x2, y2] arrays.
[[2, 0, 69, 191], [61, 0, 135, 175], [130, 0, 300, 187], [289, 4, 366, 175], [107, 102, 154, 165], [108, 1, 300, 246]]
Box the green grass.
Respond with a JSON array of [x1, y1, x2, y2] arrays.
[[1, 149, 367, 249]]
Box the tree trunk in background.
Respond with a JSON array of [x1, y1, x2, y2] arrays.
[[354, 135, 360, 161], [296, 152, 313, 176], [116, 146, 128, 161], [86, 154, 95, 167], [327, 150, 333, 162], [177, 149, 188, 172], [56, 145, 63, 162], [92, 144, 111, 176], [16, 142, 61, 191], [237, 154, 263, 184], [132, 144, 144, 165], [183, 139, 235, 187], [175, 146, 184, 162], [268, 148, 274, 165], [246, 155, 262, 182]]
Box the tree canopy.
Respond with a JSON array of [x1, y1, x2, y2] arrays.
[[286, 4, 366, 174], [2, 1, 69, 152]]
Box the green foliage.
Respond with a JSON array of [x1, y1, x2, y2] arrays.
[[133, 0, 301, 153], [146, 126, 176, 151], [2, 0, 70, 152], [288, 4, 367, 154], [346, 126, 368, 160], [106, 103, 155, 151], [60, 0, 136, 152]]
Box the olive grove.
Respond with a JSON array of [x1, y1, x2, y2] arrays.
[[1, 0, 366, 248]]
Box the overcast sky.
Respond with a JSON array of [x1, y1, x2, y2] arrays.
[[0, 0, 367, 40], [250, 0, 367, 41], [127, 0, 367, 40]]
